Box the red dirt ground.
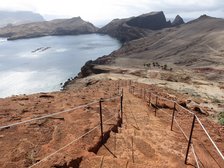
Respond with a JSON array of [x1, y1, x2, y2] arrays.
[[0, 79, 223, 167]]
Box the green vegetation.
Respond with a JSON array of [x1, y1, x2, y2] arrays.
[[218, 111, 224, 125], [144, 62, 173, 71]]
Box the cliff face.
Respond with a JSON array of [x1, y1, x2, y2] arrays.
[[98, 19, 152, 43], [126, 11, 171, 30], [0, 17, 98, 40], [98, 11, 173, 43], [172, 15, 185, 26]]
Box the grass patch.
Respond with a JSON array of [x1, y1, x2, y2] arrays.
[[218, 112, 224, 125]]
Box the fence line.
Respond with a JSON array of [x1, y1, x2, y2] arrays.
[[28, 93, 121, 167], [195, 115, 224, 160], [0, 88, 123, 168], [0, 96, 121, 130], [0, 101, 97, 130], [129, 84, 224, 167], [29, 114, 117, 168], [149, 90, 200, 168], [191, 143, 201, 168], [29, 124, 100, 168], [174, 117, 189, 140]]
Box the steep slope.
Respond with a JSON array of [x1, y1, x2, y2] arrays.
[[98, 11, 174, 42], [0, 17, 98, 40], [82, 15, 224, 73], [0, 11, 44, 28]]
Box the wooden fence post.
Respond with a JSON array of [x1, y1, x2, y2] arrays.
[[99, 98, 104, 138], [120, 89, 123, 124], [155, 96, 158, 116], [171, 102, 176, 131], [144, 89, 146, 100], [185, 115, 196, 164]]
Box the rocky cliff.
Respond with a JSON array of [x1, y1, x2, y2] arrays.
[[98, 11, 173, 43], [172, 15, 185, 26], [0, 17, 98, 40], [126, 11, 171, 29]]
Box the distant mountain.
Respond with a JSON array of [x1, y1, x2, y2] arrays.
[[0, 11, 45, 27], [0, 17, 98, 40], [98, 11, 178, 42], [172, 15, 185, 26]]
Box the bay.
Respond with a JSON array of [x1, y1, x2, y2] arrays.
[[0, 34, 121, 98]]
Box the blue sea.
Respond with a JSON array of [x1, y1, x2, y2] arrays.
[[0, 34, 121, 98]]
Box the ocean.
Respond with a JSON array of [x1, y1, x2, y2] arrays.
[[0, 34, 121, 98]]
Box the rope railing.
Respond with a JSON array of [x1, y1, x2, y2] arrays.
[[0, 101, 98, 130], [0, 86, 124, 168], [29, 124, 100, 168], [0, 96, 121, 130], [129, 84, 224, 167], [195, 115, 224, 161], [29, 114, 117, 168]]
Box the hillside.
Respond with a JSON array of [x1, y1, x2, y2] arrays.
[[0, 11, 44, 28], [80, 15, 224, 75], [74, 15, 224, 119], [0, 17, 98, 40]]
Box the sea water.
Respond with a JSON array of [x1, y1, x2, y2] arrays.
[[0, 34, 121, 98]]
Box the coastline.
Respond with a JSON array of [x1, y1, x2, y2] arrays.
[[0, 33, 121, 98]]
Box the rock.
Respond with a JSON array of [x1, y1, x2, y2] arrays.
[[126, 11, 171, 30], [98, 18, 151, 43], [172, 15, 185, 26], [39, 94, 54, 98], [186, 100, 208, 115], [98, 11, 171, 42]]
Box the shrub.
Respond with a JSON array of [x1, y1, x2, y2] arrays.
[[218, 112, 224, 125]]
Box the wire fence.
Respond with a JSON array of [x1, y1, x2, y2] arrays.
[[0, 89, 123, 168], [129, 83, 224, 168]]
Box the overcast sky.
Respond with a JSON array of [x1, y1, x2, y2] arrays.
[[0, 0, 224, 26]]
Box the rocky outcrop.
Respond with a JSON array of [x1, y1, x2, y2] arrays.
[[126, 11, 171, 30], [0, 17, 98, 40], [98, 18, 152, 43], [98, 11, 171, 43], [172, 15, 185, 26]]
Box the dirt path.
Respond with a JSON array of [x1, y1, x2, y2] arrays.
[[80, 87, 195, 167]]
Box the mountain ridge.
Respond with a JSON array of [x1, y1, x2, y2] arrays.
[[77, 15, 224, 79], [0, 17, 98, 40], [98, 11, 183, 42]]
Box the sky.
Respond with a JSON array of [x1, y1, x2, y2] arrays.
[[0, 0, 224, 26]]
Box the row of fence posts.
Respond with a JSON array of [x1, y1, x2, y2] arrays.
[[129, 85, 198, 166], [98, 88, 123, 142]]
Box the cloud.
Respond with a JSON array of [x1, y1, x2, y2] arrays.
[[0, 0, 223, 24]]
